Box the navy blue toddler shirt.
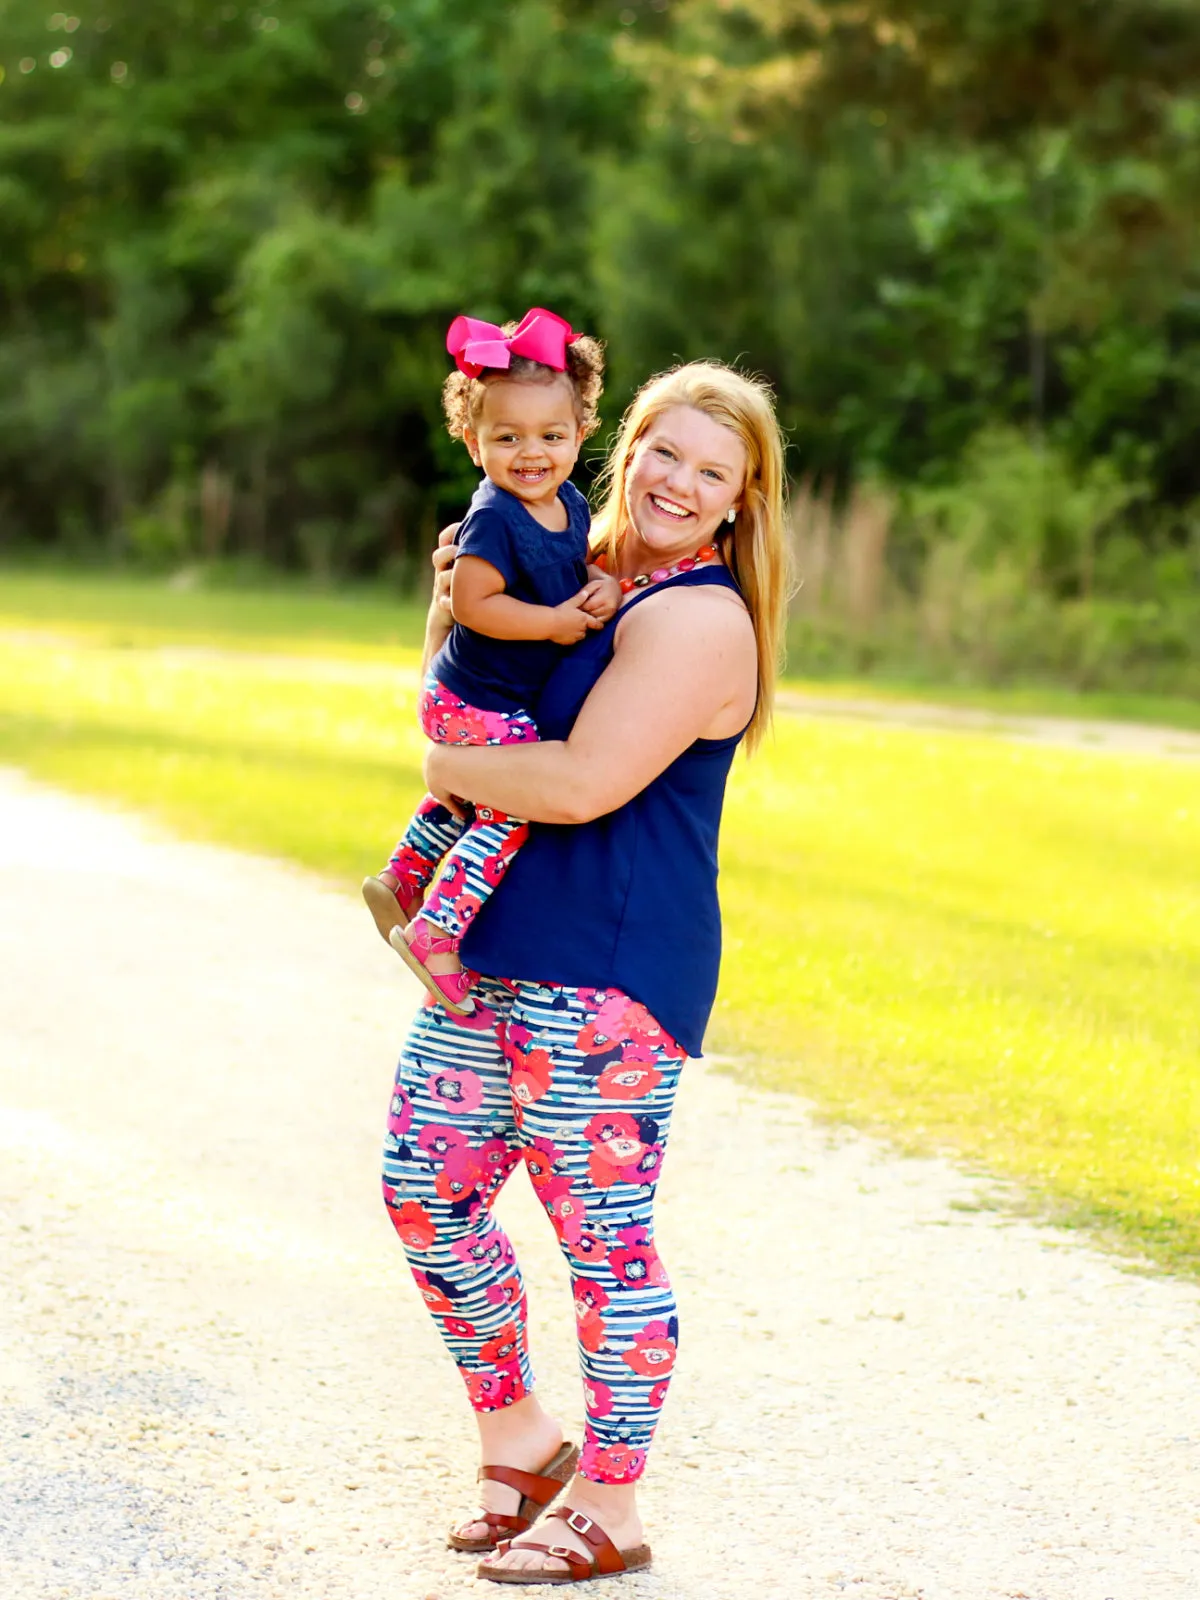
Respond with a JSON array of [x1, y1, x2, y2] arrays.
[[431, 477, 591, 714]]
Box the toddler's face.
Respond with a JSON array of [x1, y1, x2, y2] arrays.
[[465, 376, 584, 510]]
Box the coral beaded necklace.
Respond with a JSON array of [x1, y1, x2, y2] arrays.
[[613, 542, 720, 595]]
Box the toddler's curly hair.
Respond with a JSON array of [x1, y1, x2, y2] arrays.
[[442, 324, 605, 441]]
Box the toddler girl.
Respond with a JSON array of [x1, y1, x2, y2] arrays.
[[362, 307, 617, 1014]]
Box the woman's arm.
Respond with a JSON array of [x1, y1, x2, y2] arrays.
[[426, 586, 756, 825]]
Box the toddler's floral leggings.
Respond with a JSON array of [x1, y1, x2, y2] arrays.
[[382, 977, 687, 1485], [385, 673, 539, 946]]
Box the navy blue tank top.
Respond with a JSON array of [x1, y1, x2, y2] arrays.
[[461, 565, 748, 1055]]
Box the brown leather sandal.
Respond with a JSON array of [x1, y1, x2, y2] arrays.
[[477, 1504, 653, 1584], [447, 1441, 580, 1554]]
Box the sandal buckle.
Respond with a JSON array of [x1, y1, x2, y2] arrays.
[[565, 1511, 593, 1535], [548, 1545, 573, 1558]]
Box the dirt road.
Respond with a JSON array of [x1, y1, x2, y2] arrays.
[[2, 768, 1197, 1599]]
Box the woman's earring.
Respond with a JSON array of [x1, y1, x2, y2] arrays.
[[726, 508, 737, 524]]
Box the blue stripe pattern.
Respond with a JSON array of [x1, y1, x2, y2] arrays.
[[381, 977, 686, 1484]]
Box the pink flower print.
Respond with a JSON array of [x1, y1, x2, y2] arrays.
[[390, 1200, 437, 1252], [648, 1380, 670, 1408], [583, 1378, 614, 1418], [479, 1321, 522, 1366], [417, 1124, 468, 1160], [387, 1086, 414, 1137], [435, 1144, 485, 1203], [581, 1440, 646, 1484], [426, 1066, 484, 1116], [475, 1137, 511, 1179], [608, 1225, 669, 1291], [597, 1057, 664, 1101], [485, 1272, 524, 1310], [450, 1232, 507, 1275], [524, 1137, 564, 1188], [451, 997, 502, 1035], [443, 1315, 477, 1339], [464, 1367, 519, 1409], [620, 1319, 677, 1378], [544, 1185, 587, 1245]]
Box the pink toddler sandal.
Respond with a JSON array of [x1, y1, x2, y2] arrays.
[[361, 874, 422, 945], [477, 1505, 653, 1585], [389, 918, 476, 1015], [448, 1441, 580, 1554]]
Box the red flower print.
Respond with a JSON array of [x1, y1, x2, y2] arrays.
[[511, 1048, 553, 1115], [388, 843, 432, 889], [443, 1316, 477, 1339], [425, 1067, 484, 1115], [417, 1124, 468, 1160], [479, 1322, 522, 1365], [454, 892, 484, 930], [580, 1439, 646, 1484], [597, 1058, 664, 1101], [387, 1087, 414, 1137], [582, 1378, 614, 1418], [574, 1280, 609, 1354], [476, 1137, 510, 1176], [464, 1367, 520, 1409], [584, 1110, 639, 1146], [608, 1226, 669, 1290], [523, 1136, 564, 1187], [390, 1200, 437, 1252], [411, 1270, 455, 1315], [649, 1380, 670, 1408], [566, 1231, 608, 1266], [620, 1319, 677, 1378]]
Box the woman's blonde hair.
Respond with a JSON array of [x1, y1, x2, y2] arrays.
[[591, 361, 792, 752]]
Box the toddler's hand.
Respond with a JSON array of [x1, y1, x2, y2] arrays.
[[547, 595, 596, 646], [579, 574, 622, 624]]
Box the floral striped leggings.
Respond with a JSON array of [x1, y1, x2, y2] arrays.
[[382, 978, 687, 1485]]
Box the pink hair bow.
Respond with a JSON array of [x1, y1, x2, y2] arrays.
[[446, 307, 578, 379]]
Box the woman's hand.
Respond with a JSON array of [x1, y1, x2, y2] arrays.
[[432, 522, 460, 616], [421, 522, 461, 674]]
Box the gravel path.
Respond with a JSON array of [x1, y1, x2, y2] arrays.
[[776, 690, 1200, 760], [2, 767, 1198, 1600]]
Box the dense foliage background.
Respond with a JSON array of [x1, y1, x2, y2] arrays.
[[2, 0, 1199, 688]]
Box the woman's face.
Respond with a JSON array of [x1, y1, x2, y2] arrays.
[[624, 405, 747, 564]]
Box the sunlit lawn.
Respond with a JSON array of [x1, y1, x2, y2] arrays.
[[2, 569, 1199, 1273]]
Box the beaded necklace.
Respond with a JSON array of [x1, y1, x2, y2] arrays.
[[615, 541, 720, 595]]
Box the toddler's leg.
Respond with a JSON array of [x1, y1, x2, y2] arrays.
[[363, 798, 469, 945], [395, 678, 538, 1014]]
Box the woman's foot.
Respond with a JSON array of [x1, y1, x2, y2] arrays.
[[452, 1402, 567, 1547], [389, 916, 476, 1015], [362, 870, 422, 945], [478, 1479, 645, 1581]]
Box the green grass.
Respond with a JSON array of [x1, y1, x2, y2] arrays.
[[0, 566, 429, 658], [2, 570, 1199, 1273]]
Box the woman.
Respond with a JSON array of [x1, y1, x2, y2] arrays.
[[382, 360, 790, 1584]]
